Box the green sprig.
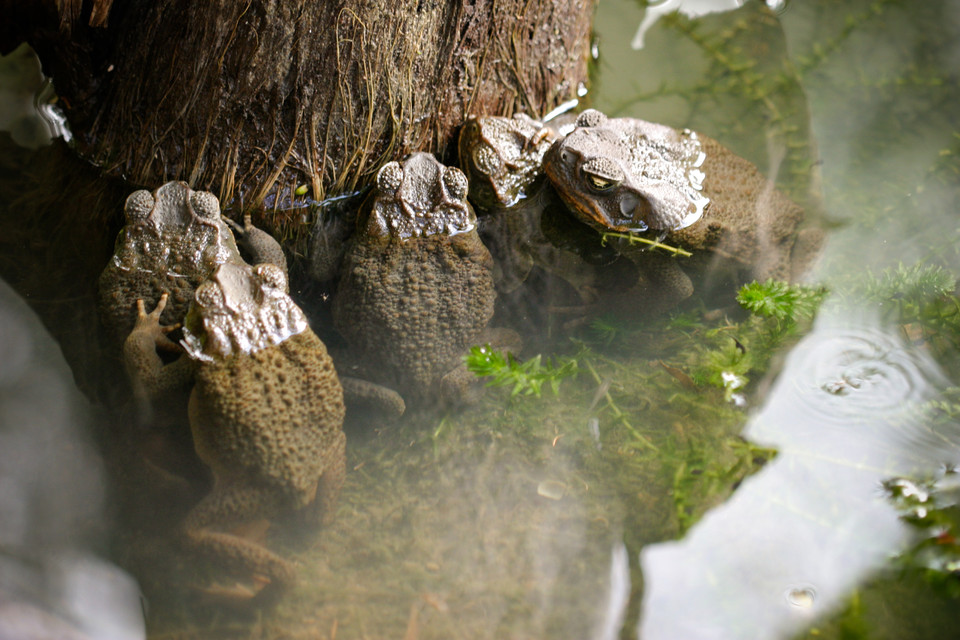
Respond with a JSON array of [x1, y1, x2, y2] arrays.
[[464, 345, 579, 398], [600, 231, 693, 257]]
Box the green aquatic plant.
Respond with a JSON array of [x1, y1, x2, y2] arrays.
[[736, 278, 826, 325], [671, 438, 777, 534], [860, 263, 959, 327], [884, 469, 960, 599], [863, 262, 956, 306], [599, 231, 693, 257], [681, 280, 827, 395], [589, 316, 626, 346], [464, 345, 579, 398]]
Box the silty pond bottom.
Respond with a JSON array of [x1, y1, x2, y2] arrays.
[[2, 0, 960, 638]]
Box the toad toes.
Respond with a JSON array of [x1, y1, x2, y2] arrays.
[[126, 261, 345, 594]]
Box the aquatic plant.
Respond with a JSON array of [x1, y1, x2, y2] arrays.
[[676, 279, 828, 395], [884, 468, 960, 598], [464, 345, 579, 398], [861, 263, 959, 327], [736, 278, 826, 325], [599, 231, 693, 257]]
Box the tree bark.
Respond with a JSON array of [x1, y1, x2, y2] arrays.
[[6, 0, 595, 236]]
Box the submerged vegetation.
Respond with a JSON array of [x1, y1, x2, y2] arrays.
[[463, 345, 580, 398], [599, 231, 694, 257]]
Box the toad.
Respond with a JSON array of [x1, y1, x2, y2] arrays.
[[543, 109, 710, 234], [458, 114, 612, 300], [543, 109, 820, 310], [98, 181, 287, 345], [125, 261, 345, 594], [458, 113, 558, 212], [332, 153, 518, 407]]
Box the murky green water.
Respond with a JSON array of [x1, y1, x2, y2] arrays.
[[3, 1, 960, 638]]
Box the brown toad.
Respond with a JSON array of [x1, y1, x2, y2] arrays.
[[457, 114, 609, 300], [332, 153, 517, 407], [125, 261, 345, 595], [543, 109, 821, 311], [544, 109, 709, 234], [458, 113, 559, 212], [98, 181, 286, 345]]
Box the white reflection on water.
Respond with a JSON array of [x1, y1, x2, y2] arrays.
[[0, 280, 145, 640], [638, 307, 960, 640], [631, 0, 743, 50], [594, 542, 631, 640]]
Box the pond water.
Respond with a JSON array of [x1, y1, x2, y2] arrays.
[[2, 0, 960, 638]]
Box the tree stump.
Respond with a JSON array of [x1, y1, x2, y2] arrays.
[[4, 0, 595, 231]]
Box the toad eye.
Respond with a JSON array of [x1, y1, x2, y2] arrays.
[[586, 174, 617, 191], [580, 157, 623, 192]]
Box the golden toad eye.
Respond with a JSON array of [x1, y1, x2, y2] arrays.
[[587, 175, 616, 190], [580, 157, 623, 192]]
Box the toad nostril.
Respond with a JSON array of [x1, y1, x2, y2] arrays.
[[618, 193, 652, 228], [619, 193, 638, 216]]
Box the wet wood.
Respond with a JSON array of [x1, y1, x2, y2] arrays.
[[4, 0, 595, 233]]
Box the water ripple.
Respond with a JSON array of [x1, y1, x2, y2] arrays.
[[796, 326, 937, 421]]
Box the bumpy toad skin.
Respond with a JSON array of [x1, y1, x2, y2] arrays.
[[458, 114, 558, 212], [126, 262, 345, 592], [544, 109, 819, 312], [98, 182, 243, 343], [98, 181, 287, 344], [333, 153, 507, 406], [664, 133, 819, 283], [543, 109, 710, 234], [458, 114, 602, 298]]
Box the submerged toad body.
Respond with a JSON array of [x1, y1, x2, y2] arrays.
[[125, 261, 345, 593], [98, 181, 287, 345], [333, 153, 515, 406], [457, 114, 612, 301]]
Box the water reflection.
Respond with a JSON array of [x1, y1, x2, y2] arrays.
[[631, 1, 743, 50], [639, 308, 960, 639], [0, 280, 145, 640]]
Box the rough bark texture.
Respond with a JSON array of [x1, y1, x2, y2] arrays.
[[5, 0, 595, 227]]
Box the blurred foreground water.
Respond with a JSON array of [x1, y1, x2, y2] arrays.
[[0, 280, 145, 639]]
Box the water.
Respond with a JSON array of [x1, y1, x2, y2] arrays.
[[3, 0, 960, 637], [0, 279, 145, 640]]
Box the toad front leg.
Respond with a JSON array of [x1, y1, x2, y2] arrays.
[[123, 293, 197, 401], [225, 213, 288, 279]]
